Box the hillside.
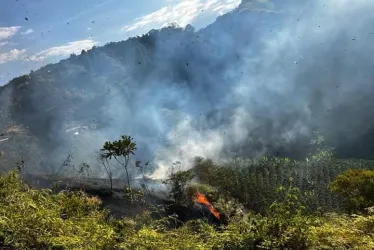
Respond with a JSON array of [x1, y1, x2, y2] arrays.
[[2, 1, 374, 248], [1, 0, 374, 177]]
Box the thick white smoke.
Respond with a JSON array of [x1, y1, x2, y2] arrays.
[[149, 0, 374, 178], [3, 0, 374, 180]]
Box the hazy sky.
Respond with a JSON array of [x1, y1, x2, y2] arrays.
[[0, 0, 240, 85]]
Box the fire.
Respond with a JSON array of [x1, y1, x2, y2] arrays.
[[194, 192, 220, 220]]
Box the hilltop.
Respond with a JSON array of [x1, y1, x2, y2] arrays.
[[1, 0, 374, 175]]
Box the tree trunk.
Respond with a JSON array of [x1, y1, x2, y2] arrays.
[[103, 160, 113, 190], [125, 166, 131, 189], [109, 174, 113, 190]]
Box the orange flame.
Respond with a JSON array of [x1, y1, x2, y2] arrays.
[[194, 192, 220, 220]]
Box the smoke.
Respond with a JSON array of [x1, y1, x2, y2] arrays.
[[3, 0, 374, 180], [150, 0, 374, 177]]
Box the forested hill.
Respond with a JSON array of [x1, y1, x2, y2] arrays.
[[1, 0, 374, 173]]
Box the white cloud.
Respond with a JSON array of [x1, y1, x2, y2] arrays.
[[0, 49, 26, 64], [21, 28, 34, 35], [0, 26, 21, 41], [0, 41, 9, 47], [122, 0, 240, 32], [30, 39, 97, 61]]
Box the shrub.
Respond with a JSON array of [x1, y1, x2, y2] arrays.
[[162, 163, 194, 205], [1, 158, 374, 249], [0, 170, 116, 250], [123, 187, 146, 205], [330, 169, 374, 213], [309, 213, 374, 249]]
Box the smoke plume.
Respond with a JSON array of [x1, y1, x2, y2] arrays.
[[2, 0, 374, 180]]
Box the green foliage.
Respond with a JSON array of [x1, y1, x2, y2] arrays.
[[101, 135, 137, 160], [0, 170, 116, 250], [261, 179, 312, 249], [213, 197, 245, 221], [309, 212, 374, 249], [1, 168, 374, 249], [123, 187, 146, 205], [193, 155, 374, 213], [330, 169, 374, 213], [185, 183, 218, 202], [162, 163, 195, 205], [185, 182, 245, 220], [101, 135, 137, 189]]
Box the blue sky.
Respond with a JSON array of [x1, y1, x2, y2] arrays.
[[0, 0, 240, 85]]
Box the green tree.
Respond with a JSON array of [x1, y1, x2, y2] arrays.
[[163, 162, 194, 205], [100, 135, 137, 189], [330, 169, 374, 213]]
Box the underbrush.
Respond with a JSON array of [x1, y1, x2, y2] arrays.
[[0, 163, 374, 249]]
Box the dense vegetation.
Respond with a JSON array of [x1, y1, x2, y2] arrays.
[[193, 152, 374, 214], [1, 1, 374, 249], [1, 146, 374, 249]]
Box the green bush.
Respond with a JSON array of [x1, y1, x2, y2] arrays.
[[162, 165, 194, 206], [123, 187, 146, 205], [309, 213, 374, 249], [0, 171, 116, 249], [330, 169, 374, 213], [1, 160, 374, 249]]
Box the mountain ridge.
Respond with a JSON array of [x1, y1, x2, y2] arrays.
[[1, 0, 374, 177]]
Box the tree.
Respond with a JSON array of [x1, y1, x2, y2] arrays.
[[163, 162, 194, 205], [97, 152, 113, 190], [330, 169, 374, 213], [100, 135, 137, 189]]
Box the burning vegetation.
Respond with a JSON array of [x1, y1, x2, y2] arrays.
[[2, 158, 374, 249], [1, 0, 374, 248], [1, 134, 374, 249], [194, 192, 220, 220]]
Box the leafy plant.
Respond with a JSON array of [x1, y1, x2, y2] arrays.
[[163, 162, 195, 205], [262, 178, 313, 249], [100, 135, 137, 189], [0, 164, 374, 249], [123, 187, 146, 205], [330, 169, 374, 213]]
